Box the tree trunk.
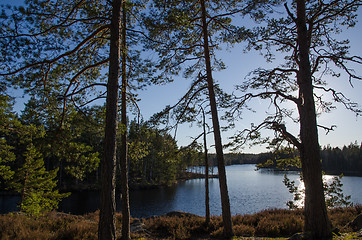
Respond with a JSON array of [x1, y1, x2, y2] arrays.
[[98, 0, 122, 239], [200, 0, 233, 237], [202, 106, 210, 224], [296, 0, 332, 239], [120, 2, 130, 239]]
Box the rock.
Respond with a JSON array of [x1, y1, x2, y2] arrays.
[[358, 229, 362, 238], [332, 227, 341, 236], [347, 213, 362, 231], [165, 211, 201, 218], [130, 219, 146, 233], [288, 232, 305, 240]]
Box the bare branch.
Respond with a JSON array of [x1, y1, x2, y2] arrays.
[[313, 85, 361, 115], [64, 83, 107, 98], [62, 58, 109, 99], [151, 74, 206, 122], [317, 124, 336, 135], [269, 122, 301, 150], [284, 3, 297, 23]]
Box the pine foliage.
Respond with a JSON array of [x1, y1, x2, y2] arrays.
[[11, 144, 70, 216]]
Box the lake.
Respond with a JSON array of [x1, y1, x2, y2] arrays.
[[1, 164, 361, 217]]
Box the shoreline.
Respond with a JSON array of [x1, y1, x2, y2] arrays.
[[129, 171, 218, 190], [257, 167, 362, 177], [0, 170, 218, 195]]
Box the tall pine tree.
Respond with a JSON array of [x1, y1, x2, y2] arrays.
[[230, 0, 361, 238]]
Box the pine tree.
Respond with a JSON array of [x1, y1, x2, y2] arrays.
[[11, 144, 70, 217], [0, 94, 16, 184], [230, 0, 362, 238]]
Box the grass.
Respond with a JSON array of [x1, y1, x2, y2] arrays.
[[0, 206, 361, 239]]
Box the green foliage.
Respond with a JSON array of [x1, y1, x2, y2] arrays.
[[11, 144, 70, 216], [0, 138, 15, 182], [0, 94, 17, 183], [256, 159, 275, 169], [127, 121, 182, 186], [0, 93, 69, 216], [256, 147, 301, 171], [21, 100, 102, 186], [57, 142, 100, 182]]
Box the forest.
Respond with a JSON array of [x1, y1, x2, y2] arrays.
[[1, 0, 362, 239], [0, 97, 205, 191]]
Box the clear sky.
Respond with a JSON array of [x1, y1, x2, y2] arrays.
[[135, 8, 362, 154], [3, 0, 362, 154]]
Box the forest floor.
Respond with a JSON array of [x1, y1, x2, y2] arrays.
[[0, 206, 361, 239]]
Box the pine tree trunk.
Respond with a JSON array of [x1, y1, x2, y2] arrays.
[[296, 0, 332, 239], [202, 107, 210, 224], [120, 2, 130, 239], [98, 0, 122, 239], [200, 0, 233, 237]]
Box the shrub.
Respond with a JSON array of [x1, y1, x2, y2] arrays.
[[1, 206, 361, 239], [254, 209, 303, 237], [143, 215, 205, 239], [0, 212, 98, 240], [329, 205, 362, 232], [233, 224, 255, 237]]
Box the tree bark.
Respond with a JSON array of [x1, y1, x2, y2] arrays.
[[98, 0, 122, 239], [200, 0, 233, 237], [296, 0, 332, 239], [120, 2, 130, 239], [202, 106, 210, 224]]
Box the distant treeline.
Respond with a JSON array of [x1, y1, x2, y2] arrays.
[[320, 143, 362, 176], [229, 142, 362, 176], [207, 152, 271, 166]]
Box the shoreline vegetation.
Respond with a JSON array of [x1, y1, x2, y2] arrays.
[[2, 158, 362, 196], [129, 171, 219, 190], [0, 206, 361, 239], [0, 170, 218, 196]]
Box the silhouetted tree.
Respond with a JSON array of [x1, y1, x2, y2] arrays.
[[230, 0, 361, 238]]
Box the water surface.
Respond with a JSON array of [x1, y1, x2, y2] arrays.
[[1, 164, 361, 217]]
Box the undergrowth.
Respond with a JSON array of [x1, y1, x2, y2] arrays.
[[0, 206, 361, 239]]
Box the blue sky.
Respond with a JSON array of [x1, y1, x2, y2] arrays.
[[3, 0, 362, 153], [136, 8, 362, 153]]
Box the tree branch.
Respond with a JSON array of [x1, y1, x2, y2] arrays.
[[284, 3, 297, 23], [0, 25, 110, 76], [269, 121, 302, 150]]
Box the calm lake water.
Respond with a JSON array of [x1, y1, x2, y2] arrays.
[[1, 164, 361, 217]]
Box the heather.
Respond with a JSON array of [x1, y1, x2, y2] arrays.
[[0, 206, 361, 239]]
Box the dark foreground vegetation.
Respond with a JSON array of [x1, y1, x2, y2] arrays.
[[0, 206, 361, 240]]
